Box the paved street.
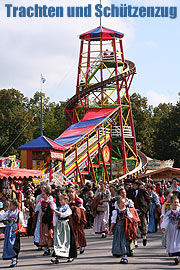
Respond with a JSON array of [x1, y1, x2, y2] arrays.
[[0, 230, 179, 270]]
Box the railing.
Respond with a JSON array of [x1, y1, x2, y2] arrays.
[[111, 150, 148, 182], [65, 127, 110, 178], [88, 53, 102, 76], [65, 60, 135, 112], [111, 126, 132, 137], [79, 53, 102, 84]]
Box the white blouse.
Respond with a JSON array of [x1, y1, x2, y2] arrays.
[[0, 209, 24, 226], [53, 204, 72, 227], [111, 207, 133, 224], [35, 198, 56, 213], [161, 207, 180, 230]]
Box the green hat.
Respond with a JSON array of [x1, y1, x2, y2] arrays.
[[60, 186, 66, 192], [133, 179, 143, 185]]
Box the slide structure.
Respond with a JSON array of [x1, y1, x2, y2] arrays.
[[43, 26, 148, 184]]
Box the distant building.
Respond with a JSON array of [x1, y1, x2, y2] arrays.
[[139, 167, 180, 182]]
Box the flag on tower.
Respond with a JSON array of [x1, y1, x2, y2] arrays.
[[41, 74, 46, 84]]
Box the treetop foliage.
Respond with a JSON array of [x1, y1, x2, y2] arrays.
[[0, 89, 179, 167]]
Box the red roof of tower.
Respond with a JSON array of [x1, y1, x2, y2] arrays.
[[80, 26, 124, 40]]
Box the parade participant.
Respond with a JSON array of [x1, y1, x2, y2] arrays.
[[127, 179, 151, 246], [110, 197, 134, 264], [161, 196, 180, 265], [51, 193, 77, 264], [168, 177, 180, 199], [117, 188, 139, 253], [0, 199, 24, 267], [93, 181, 111, 238], [124, 179, 132, 194], [159, 189, 165, 207], [35, 186, 56, 256], [160, 190, 173, 248], [147, 185, 161, 233], [117, 188, 134, 208], [35, 183, 49, 203], [79, 183, 94, 229], [33, 183, 53, 248], [109, 185, 118, 227], [68, 187, 87, 254], [24, 195, 35, 236]]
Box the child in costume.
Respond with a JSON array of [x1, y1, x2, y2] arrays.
[[110, 197, 133, 264], [0, 199, 24, 267], [51, 193, 77, 264], [161, 196, 180, 265], [161, 191, 173, 221]]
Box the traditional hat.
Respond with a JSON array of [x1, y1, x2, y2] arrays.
[[132, 179, 143, 185], [124, 179, 132, 185]]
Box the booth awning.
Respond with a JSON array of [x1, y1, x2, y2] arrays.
[[0, 168, 42, 179]]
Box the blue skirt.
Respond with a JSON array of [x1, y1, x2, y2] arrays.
[[3, 223, 20, 260], [34, 210, 41, 244], [148, 202, 156, 233], [112, 220, 129, 256]]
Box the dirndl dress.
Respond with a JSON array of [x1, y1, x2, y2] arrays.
[[112, 209, 129, 256], [2, 210, 21, 260]]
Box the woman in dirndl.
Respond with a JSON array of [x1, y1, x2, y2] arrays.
[[51, 193, 77, 264], [35, 186, 56, 255], [34, 183, 53, 249], [0, 199, 24, 267], [147, 185, 161, 233], [93, 181, 111, 238], [68, 187, 87, 254]]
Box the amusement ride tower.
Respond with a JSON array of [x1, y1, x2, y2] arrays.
[[19, 26, 147, 184], [64, 26, 138, 182]]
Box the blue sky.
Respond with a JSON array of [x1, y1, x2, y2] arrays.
[[0, 0, 179, 106]]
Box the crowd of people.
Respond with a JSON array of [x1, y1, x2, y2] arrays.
[[1, 176, 180, 267]]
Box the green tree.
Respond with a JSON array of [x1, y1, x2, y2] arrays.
[[0, 89, 68, 157], [0, 89, 33, 157], [153, 101, 180, 167], [27, 91, 68, 140], [130, 93, 154, 157]]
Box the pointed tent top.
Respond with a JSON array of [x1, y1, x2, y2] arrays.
[[80, 26, 124, 41], [18, 136, 66, 151]]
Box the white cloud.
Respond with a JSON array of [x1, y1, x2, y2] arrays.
[[147, 90, 177, 106]]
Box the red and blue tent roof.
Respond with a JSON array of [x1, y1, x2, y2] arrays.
[[55, 107, 119, 148], [80, 26, 124, 40], [18, 136, 65, 151]]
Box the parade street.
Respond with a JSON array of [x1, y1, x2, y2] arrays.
[[0, 230, 179, 270]]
